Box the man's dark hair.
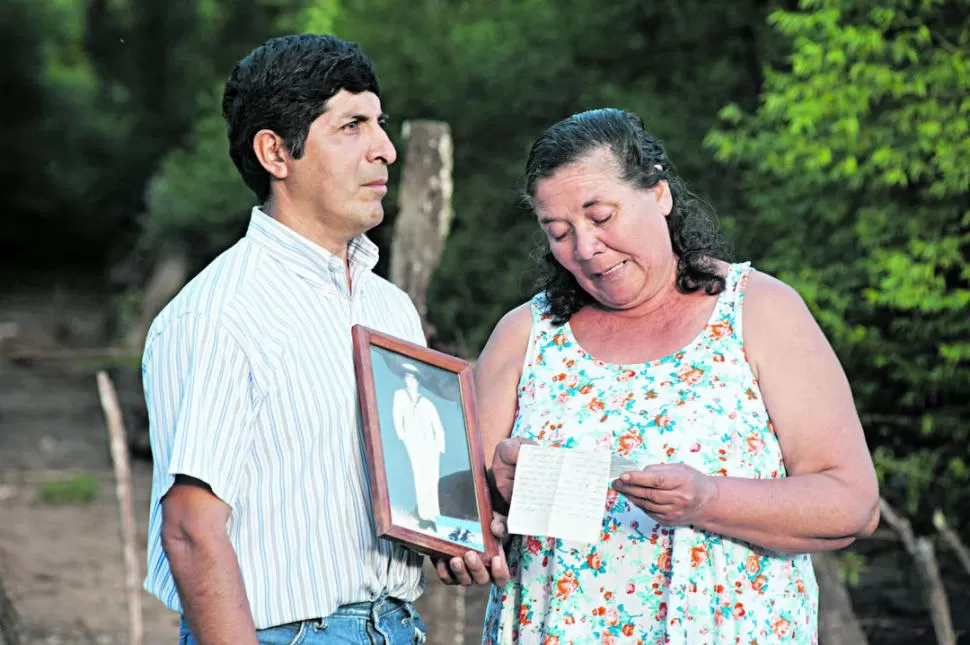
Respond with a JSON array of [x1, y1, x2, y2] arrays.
[[222, 34, 381, 201], [523, 108, 732, 325]]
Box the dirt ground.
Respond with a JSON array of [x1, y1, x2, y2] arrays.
[[0, 464, 180, 645]]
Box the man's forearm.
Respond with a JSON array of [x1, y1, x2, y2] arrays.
[[165, 534, 259, 645]]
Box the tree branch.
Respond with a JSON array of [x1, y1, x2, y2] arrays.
[[879, 498, 956, 645], [933, 510, 970, 578]]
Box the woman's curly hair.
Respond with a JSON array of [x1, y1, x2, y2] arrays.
[[523, 108, 732, 325]]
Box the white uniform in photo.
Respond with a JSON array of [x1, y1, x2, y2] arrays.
[[392, 367, 445, 523]]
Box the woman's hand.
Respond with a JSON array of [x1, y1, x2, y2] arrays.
[[612, 463, 718, 526], [490, 437, 533, 508]]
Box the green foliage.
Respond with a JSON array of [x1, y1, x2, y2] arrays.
[[334, 0, 772, 354], [136, 0, 338, 265], [139, 103, 252, 260], [707, 0, 970, 528], [38, 474, 101, 505]]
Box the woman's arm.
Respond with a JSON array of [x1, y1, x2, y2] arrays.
[[474, 303, 533, 513], [615, 271, 880, 554], [697, 271, 879, 552]]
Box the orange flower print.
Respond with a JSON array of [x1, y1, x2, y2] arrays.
[[519, 604, 531, 626], [657, 602, 668, 621], [555, 572, 579, 601], [745, 388, 759, 400], [604, 591, 614, 601], [678, 367, 705, 385], [654, 414, 671, 430], [795, 578, 806, 594], [746, 434, 765, 455], [565, 615, 575, 625], [733, 602, 746, 618], [657, 550, 672, 573], [645, 390, 658, 399], [542, 637, 560, 645], [580, 384, 593, 395], [707, 320, 733, 340], [557, 391, 570, 404], [622, 624, 635, 636], [553, 333, 567, 346], [552, 372, 566, 382], [587, 552, 604, 572], [618, 431, 642, 455], [665, 446, 676, 457], [592, 607, 606, 617], [600, 633, 617, 645], [745, 555, 761, 576], [690, 545, 708, 567], [752, 575, 767, 593], [565, 359, 576, 368], [771, 619, 791, 638], [588, 398, 605, 412]]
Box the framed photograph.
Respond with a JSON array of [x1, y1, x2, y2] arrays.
[[351, 324, 500, 561]]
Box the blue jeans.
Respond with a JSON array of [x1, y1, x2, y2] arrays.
[[178, 596, 427, 644]]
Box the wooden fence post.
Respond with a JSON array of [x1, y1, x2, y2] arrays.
[[97, 371, 143, 645]]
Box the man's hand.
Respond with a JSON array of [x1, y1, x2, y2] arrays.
[[434, 514, 511, 586], [611, 463, 718, 526]]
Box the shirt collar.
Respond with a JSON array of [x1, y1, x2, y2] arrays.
[[245, 206, 380, 291]]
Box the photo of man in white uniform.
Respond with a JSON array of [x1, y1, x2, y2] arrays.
[[392, 362, 445, 531]]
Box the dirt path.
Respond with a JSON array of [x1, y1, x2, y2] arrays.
[[0, 464, 179, 645]]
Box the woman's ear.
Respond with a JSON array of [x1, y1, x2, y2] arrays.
[[253, 129, 290, 180], [654, 180, 673, 216]]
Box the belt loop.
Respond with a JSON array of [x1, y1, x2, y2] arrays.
[[401, 601, 426, 644], [370, 595, 391, 644]]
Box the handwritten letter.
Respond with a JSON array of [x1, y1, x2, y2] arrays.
[[507, 445, 612, 544]]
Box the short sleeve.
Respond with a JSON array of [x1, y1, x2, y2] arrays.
[[142, 313, 260, 508]]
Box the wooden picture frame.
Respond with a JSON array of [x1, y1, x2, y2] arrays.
[[351, 324, 500, 561]]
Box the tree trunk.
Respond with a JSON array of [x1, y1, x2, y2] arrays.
[[0, 572, 21, 645], [390, 120, 454, 340], [812, 552, 870, 645]]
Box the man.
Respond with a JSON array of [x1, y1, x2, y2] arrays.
[[392, 363, 445, 531], [142, 34, 482, 645]]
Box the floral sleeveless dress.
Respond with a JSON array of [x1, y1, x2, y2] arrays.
[[483, 263, 818, 645]]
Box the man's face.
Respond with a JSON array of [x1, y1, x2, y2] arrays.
[[286, 89, 397, 239]]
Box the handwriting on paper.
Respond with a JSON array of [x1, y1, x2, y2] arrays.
[[507, 445, 612, 544]]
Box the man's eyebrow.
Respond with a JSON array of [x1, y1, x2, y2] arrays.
[[581, 198, 603, 209], [336, 112, 390, 124]]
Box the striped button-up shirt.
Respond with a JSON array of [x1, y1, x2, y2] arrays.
[[142, 207, 425, 628]]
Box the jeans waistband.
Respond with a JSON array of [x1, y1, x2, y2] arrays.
[[328, 594, 410, 620]]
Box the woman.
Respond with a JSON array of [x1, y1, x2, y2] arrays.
[[472, 109, 880, 643], [392, 363, 446, 531]]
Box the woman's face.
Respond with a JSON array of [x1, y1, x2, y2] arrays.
[[533, 148, 675, 312]]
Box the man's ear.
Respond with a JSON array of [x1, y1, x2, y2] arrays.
[[654, 180, 673, 216], [253, 129, 290, 180]]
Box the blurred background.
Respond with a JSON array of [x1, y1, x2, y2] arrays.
[[0, 0, 967, 644]]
